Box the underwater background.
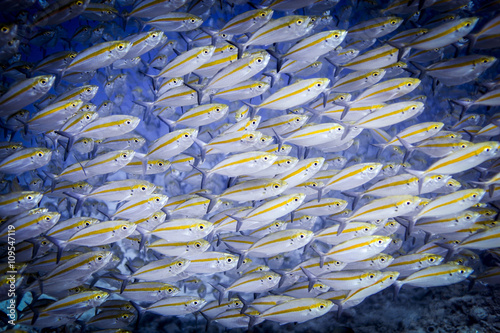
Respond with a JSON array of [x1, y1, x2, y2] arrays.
[[1, 0, 500, 332]]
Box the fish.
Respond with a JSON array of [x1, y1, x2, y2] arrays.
[[0, 2, 498, 332]]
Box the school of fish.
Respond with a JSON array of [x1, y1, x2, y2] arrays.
[[0, 0, 499, 331]]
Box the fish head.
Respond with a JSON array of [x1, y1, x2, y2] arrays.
[[90, 291, 110, 307], [89, 251, 114, 270], [395, 195, 422, 214], [149, 159, 170, 173], [146, 30, 163, 46], [187, 297, 207, 312], [311, 300, 333, 315], [192, 221, 214, 237], [371, 254, 394, 269], [187, 239, 210, 254], [360, 270, 382, 283], [41, 212, 61, 226], [217, 253, 238, 270], [161, 284, 180, 298], [324, 259, 346, 271], [116, 221, 137, 238], [370, 236, 392, 250], [19, 191, 43, 208], [363, 163, 383, 178], [424, 253, 443, 266], [34, 75, 55, 94]]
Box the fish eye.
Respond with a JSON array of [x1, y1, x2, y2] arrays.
[[364, 227, 369, 232], [1, 27, 9, 33], [294, 197, 299, 202], [260, 12, 266, 17], [158, 162, 163, 166], [299, 234, 305, 238], [406, 201, 411, 205], [86, 115, 90, 119], [227, 258, 232, 262], [465, 215, 471, 220], [268, 276, 273, 280], [437, 176, 442, 180], [37, 152, 44, 157], [118, 44, 124, 50], [369, 166, 374, 170], [378, 239, 383, 244], [256, 57, 263, 63], [122, 225, 128, 230], [369, 274, 375, 278], [126, 120, 131, 125], [97, 256, 103, 261], [391, 20, 397, 24], [195, 242, 201, 248], [380, 258, 385, 262], [406, 82, 413, 86], [296, 19, 303, 25], [76, 0, 83, 5], [141, 186, 147, 190], [319, 305, 325, 309], [193, 301, 198, 305], [460, 269, 465, 274], [190, 19, 196, 23], [429, 257, 435, 262], [274, 184, 280, 189], [203, 48, 209, 54], [155, 197, 160, 202], [465, 22, 470, 27], [86, 222, 90, 226], [461, 144, 467, 148], [316, 83, 322, 87], [472, 193, 477, 198], [178, 262, 183, 266], [184, 133, 190, 138], [199, 225, 204, 229], [167, 288, 173, 292], [286, 160, 291, 164], [45, 216, 51, 221], [485, 147, 491, 152]]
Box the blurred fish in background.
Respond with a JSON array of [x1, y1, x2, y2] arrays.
[[0, 0, 499, 332]]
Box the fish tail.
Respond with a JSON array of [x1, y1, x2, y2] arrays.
[[342, 190, 363, 210], [393, 280, 403, 300], [310, 243, 327, 268], [404, 168, 425, 194], [225, 241, 248, 270], [198, 310, 212, 331], [195, 192, 218, 214], [300, 266, 318, 292], [157, 113, 175, 133], [44, 235, 67, 264], [133, 100, 155, 119], [54, 130, 75, 161], [130, 301, 146, 328], [209, 282, 226, 305], [191, 164, 208, 189], [63, 191, 87, 214], [192, 137, 207, 163], [135, 226, 150, 251]]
